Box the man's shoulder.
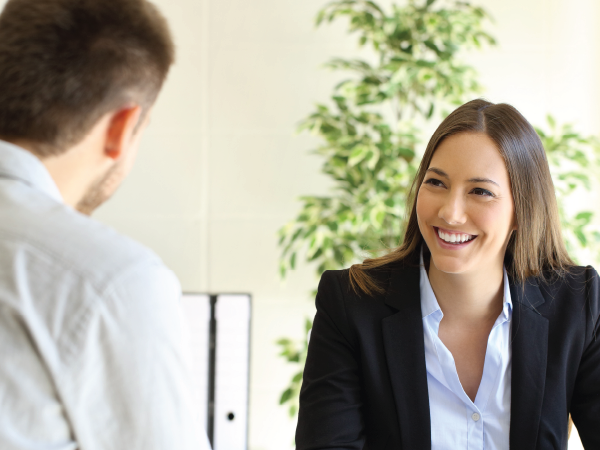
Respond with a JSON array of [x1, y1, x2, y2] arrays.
[[0, 190, 163, 290]]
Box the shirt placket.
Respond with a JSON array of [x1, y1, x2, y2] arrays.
[[419, 255, 513, 450], [433, 331, 484, 449]]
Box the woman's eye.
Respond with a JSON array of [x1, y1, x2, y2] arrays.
[[424, 178, 445, 188], [472, 187, 494, 197]]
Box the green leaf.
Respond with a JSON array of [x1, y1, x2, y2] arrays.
[[279, 388, 293, 405], [289, 404, 298, 418], [327, 221, 339, 232], [292, 372, 303, 383], [366, 149, 380, 170], [290, 228, 303, 243], [426, 102, 435, 119], [575, 228, 587, 246], [279, 262, 286, 279], [575, 211, 594, 225], [348, 146, 368, 166], [305, 317, 314, 333]]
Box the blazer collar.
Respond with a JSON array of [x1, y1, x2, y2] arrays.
[[380, 265, 548, 450], [381, 264, 431, 450], [508, 278, 549, 450]]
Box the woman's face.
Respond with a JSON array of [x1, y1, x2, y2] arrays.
[[416, 132, 516, 275]]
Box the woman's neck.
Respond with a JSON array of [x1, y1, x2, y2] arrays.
[[427, 259, 505, 325]]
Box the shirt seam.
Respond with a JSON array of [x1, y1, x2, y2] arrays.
[[0, 227, 158, 295], [48, 261, 175, 449], [57, 260, 171, 367]]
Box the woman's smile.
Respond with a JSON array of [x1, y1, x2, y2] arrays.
[[433, 226, 478, 249]]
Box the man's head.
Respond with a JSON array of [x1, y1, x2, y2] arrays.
[[0, 0, 175, 213]]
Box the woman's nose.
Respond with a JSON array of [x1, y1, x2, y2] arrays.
[[438, 192, 467, 225]]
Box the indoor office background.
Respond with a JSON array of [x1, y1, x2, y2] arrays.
[[6, 0, 597, 448]]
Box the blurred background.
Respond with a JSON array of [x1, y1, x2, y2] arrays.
[[55, 0, 600, 448]]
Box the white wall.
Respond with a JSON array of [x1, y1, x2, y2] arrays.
[[0, 0, 596, 448]]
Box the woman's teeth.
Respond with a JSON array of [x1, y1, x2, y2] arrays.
[[437, 228, 475, 244]]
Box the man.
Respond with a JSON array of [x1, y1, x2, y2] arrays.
[[0, 0, 210, 448]]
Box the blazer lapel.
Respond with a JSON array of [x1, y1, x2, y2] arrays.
[[381, 265, 431, 450], [509, 280, 549, 450]]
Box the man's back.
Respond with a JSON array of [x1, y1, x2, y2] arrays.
[[0, 141, 203, 449]]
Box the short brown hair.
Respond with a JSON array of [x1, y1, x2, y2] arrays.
[[350, 99, 574, 296], [0, 0, 175, 157]]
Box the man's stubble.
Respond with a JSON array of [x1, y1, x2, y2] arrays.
[[75, 159, 126, 216]]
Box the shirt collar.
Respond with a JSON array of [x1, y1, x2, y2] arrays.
[[0, 140, 63, 203], [419, 247, 513, 321]]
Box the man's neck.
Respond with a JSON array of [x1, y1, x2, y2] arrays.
[[3, 134, 110, 210]]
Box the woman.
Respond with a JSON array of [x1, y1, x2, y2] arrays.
[[295, 99, 600, 450]]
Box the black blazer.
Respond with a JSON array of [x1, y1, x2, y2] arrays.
[[296, 263, 600, 450]]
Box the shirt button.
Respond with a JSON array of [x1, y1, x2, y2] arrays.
[[472, 413, 480, 422]]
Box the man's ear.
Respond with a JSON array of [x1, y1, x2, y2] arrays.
[[104, 105, 143, 160]]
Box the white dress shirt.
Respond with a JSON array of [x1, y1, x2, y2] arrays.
[[420, 251, 512, 449], [0, 140, 210, 450]]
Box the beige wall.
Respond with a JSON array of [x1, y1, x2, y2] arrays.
[[0, 0, 597, 448], [473, 0, 600, 133], [95, 2, 361, 448]]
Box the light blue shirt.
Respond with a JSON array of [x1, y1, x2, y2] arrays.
[[0, 140, 210, 450], [420, 251, 512, 450]]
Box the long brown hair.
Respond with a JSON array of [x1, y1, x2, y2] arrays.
[[349, 99, 574, 296]]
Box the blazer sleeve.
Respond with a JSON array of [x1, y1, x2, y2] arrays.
[[296, 270, 366, 450], [570, 266, 600, 448]]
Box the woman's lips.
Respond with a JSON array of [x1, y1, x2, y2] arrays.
[[433, 226, 478, 249]]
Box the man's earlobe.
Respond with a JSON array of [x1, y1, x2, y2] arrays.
[[105, 105, 142, 160], [105, 142, 121, 160]]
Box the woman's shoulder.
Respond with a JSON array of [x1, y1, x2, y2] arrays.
[[318, 264, 401, 296], [536, 265, 600, 313], [315, 266, 407, 334], [317, 262, 416, 316], [539, 264, 599, 291], [566, 264, 598, 278], [565, 264, 599, 300]]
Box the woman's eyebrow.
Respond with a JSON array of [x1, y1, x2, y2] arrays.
[[426, 167, 500, 187], [426, 167, 448, 178], [467, 177, 500, 187]]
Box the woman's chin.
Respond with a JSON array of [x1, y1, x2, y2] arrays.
[[429, 254, 471, 275]]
